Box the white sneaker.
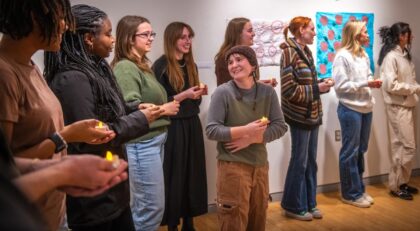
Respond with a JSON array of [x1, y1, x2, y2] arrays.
[[363, 193, 374, 204], [342, 197, 371, 208]]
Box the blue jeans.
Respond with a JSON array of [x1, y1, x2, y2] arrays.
[[281, 125, 319, 213], [337, 103, 372, 200], [126, 132, 167, 231]]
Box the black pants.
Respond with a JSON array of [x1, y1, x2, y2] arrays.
[[70, 207, 135, 231]]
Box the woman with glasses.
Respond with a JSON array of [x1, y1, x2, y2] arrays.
[[111, 16, 180, 231], [152, 22, 208, 231]]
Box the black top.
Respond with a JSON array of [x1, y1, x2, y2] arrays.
[[0, 129, 48, 231], [49, 70, 149, 227], [152, 55, 201, 119]]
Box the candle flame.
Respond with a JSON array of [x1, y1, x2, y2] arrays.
[[105, 151, 113, 161]]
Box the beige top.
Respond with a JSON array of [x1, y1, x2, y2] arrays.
[[380, 46, 420, 107], [0, 54, 66, 231]]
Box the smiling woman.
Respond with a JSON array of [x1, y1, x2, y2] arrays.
[[152, 22, 208, 231], [206, 45, 287, 231], [44, 4, 153, 231], [111, 15, 180, 231]]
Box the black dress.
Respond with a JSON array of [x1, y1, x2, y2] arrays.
[[152, 55, 208, 226]]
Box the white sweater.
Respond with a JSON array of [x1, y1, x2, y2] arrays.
[[380, 46, 420, 108], [333, 49, 375, 113]]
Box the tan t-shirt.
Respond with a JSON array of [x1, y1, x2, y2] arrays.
[[0, 54, 66, 231]]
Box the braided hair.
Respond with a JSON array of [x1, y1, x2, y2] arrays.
[[0, 0, 74, 43], [44, 4, 125, 123], [378, 22, 412, 66]]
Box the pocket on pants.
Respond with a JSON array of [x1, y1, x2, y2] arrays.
[[217, 199, 239, 231]]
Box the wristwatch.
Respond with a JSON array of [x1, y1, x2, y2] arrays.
[[48, 132, 68, 153]]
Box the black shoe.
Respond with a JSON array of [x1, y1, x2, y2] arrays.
[[400, 184, 418, 194], [390, 190, 413, 200]]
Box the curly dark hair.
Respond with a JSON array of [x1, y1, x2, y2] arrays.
[[378, 22, 411, 66], [0, 0, 74, 44]]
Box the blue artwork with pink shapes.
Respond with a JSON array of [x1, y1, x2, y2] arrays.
[[316, 12, 374, 78]]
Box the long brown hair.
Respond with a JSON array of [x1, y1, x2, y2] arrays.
[[214, 17, 250, 62], [111, 15, 152, 73], [164, 22, 199, 92], [284, 16, 312, 39]]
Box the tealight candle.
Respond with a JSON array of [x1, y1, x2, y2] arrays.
[[199, 82, 206, 89], [105, 151, 120, 168], [260, 116, 268, 123], [95, 121, 108, 131]]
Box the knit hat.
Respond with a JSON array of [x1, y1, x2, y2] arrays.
[[225, 45, 258, 67]]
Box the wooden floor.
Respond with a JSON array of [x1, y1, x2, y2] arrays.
[[159, 176, 420, 231]]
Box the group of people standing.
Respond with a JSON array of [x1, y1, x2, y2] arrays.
[[1, 1, 207, 231], [0, 1, 419, 231]]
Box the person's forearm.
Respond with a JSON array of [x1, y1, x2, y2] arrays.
[[14, 139, 56, 159], [230, 125, 250, 140], [173, 91, 188, 102], [13, 162, 70, 201]]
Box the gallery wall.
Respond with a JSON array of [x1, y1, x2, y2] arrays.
[[32, 0, 420, 204]]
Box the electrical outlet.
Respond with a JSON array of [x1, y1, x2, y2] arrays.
[[335, 130, 341, 141]]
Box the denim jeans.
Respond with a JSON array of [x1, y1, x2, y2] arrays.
[[337, 103, 372, 200], [126, 132, 167, 231], [281, 125, 319, 214]]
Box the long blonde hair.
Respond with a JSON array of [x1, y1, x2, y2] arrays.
[[111, 15, 152, 73], [340, 20, 367, 57], [164, 22, 199, 92], [214, 17, 250, 62]]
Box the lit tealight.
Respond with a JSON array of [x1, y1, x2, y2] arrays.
[[95, 121, 108, 131], [199, 82, 206, 89], [260, 116, 268, 123], [105, 151, 120, 168]]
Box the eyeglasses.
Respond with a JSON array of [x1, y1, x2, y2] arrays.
[[135, 32, 157, 39], [179, 35, 193, 42]]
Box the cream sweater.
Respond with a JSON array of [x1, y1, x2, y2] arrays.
[[333, 49, 375, 113], [380, 46, 420, 107]]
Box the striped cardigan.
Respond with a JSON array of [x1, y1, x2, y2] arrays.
[[280, 38, 323, 129]]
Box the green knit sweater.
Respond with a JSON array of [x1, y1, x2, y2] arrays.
[[206, 81, 288, 166], [114, 59, 169, 142]]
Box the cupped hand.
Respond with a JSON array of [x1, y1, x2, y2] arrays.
[[162, 101, 180, 116], [141, 106, 164, 123], [63, 155, 128, 190], [62, 119, 116, 144]]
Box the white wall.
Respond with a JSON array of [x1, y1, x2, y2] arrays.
[[37, 0, 420, 204]]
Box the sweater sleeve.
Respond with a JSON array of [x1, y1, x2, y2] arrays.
[[114, 61, 143, 104], [381, 55, 418, 96], [50, 71, 149, 152], [280, 47, 318, 104], [205, 86, 231, 142], [263, 89, 288, 143], [333, 54, 368, 94]]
